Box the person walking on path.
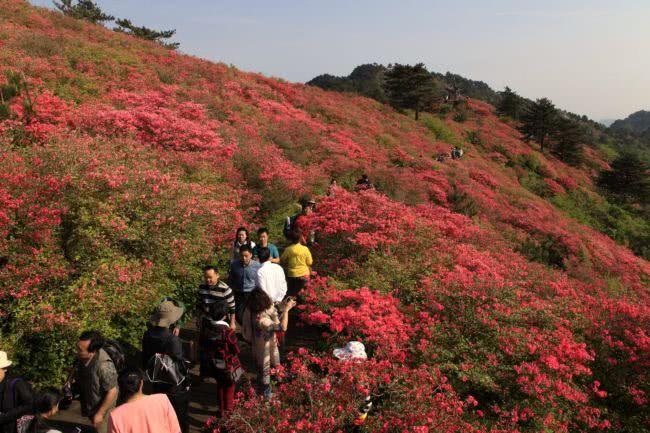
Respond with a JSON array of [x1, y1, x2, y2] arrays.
[[228, 245, 261, 323], [107, 368, 180, 433], [141, 301, 190, 433], [199, 303, 241, 417], [197, 266, 236, 379], [69, 332, 118, 433], [0, 351, 34, 433], [280, 229, 313, 298], [255, 247, 287, 304], [284, 196, 316, 246], [231, 227, 255, 262], [252, 228, 280, 264], [241, 289, 296, 399]]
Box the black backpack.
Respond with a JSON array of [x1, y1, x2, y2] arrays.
[[101, 339, 126, 373]]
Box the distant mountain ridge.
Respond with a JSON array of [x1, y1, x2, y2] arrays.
[[610, 110, 650, 134]]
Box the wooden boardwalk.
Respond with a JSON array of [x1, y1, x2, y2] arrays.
[[50, 319, 320, 432]]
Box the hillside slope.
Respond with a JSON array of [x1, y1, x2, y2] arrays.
[[1, 1, 648, 432]]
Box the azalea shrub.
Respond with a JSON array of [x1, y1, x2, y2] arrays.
[[0, 2, 648, 432]]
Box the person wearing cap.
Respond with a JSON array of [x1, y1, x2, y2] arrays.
[[283, 196, 316, 246], [0, 351, 35, 433], [141, 300, 190, 433]]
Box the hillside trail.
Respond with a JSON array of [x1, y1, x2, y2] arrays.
[[50, 314, 322, 433]]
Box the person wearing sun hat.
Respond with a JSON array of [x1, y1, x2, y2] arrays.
[[142, 300, 190, 433], [0, 351, 35, 433]]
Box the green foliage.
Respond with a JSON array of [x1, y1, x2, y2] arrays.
[[516, 234, 569, 269], [497, 86, 524, 119], [550, 117, 586, 166], [383, 63, 437, 120], [518, 97, 559, 152], [113, 18, 179, 50], [421, 114, 460, 145], [551, 189, 650, 260], [447, 184, 479, 217], [13, 32, 63, 58], [597, 152, 650, 206], [53, 0, 114, 24]]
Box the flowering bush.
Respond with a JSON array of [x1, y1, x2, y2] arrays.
[[1, 2, 648, 432]]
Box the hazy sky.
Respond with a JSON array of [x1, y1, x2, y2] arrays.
[[29, 0, 650, 120]]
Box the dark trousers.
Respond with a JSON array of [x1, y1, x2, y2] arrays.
[[154, 384, 190, 433], [286, 276, 308, 298], [234, 291, 251, 324]]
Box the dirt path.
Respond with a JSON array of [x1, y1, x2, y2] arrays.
[[50, 318, 321, 433]]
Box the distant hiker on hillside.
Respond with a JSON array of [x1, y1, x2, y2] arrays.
[[231, 227, 255, 262], [252, 228, 280, 264], [228, 245, 261, 323], [199, 303, 242, 417], [19, 389, 63, 433], [197, 266, 236, 379], [142, 301, 190, 433], [281, 229, 313, 298], [108, 368, 181, 433], [327, 179, 337, 196], [354, 174, 374, 191], [71, 331, 118, 433], [0, 351, 35, 433], [241, 289, 297, 399], [283, 196, 316, 246]]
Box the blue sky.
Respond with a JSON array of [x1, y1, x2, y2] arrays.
[[29, 0, 650, 120]]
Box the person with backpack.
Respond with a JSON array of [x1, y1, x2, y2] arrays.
[[199, 303, 242, 417], [241, 289, 296, 399], [0, 351, 34, 433], [72, 331, 118, 433], [280, 229, 313, 298], [141, 301, 190, 433], [283, 196, 316, 246], [19, 389, 63, 433], [252, 228, 280, 264], [231, 227, 255, 263], [107, 368, 180, 433]]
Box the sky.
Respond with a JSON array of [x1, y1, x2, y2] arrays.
[[29, 0, 650, 121]]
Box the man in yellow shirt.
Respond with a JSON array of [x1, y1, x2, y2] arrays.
[[280, 229, 313, 297]]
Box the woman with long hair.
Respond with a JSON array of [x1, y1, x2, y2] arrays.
[[107, 368, 180, 433], [241, 288, 296, 399]]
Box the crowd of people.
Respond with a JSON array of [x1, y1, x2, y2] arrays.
[[0, 197, 322, 433]]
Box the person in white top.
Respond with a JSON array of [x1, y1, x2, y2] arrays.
[[255, 247, 287, 303]]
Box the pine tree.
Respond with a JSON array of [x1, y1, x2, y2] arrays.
[[383, 63, 437, 120], [497, 86, 523, 119], [551, 117, 585, 166], [598, 152, 650, 205], [114, 19, 179, 49], [518, 98, 559, 152], [53, 0, 114, 24]]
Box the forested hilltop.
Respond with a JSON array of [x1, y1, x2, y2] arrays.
[[1, 1, 648, 432]]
